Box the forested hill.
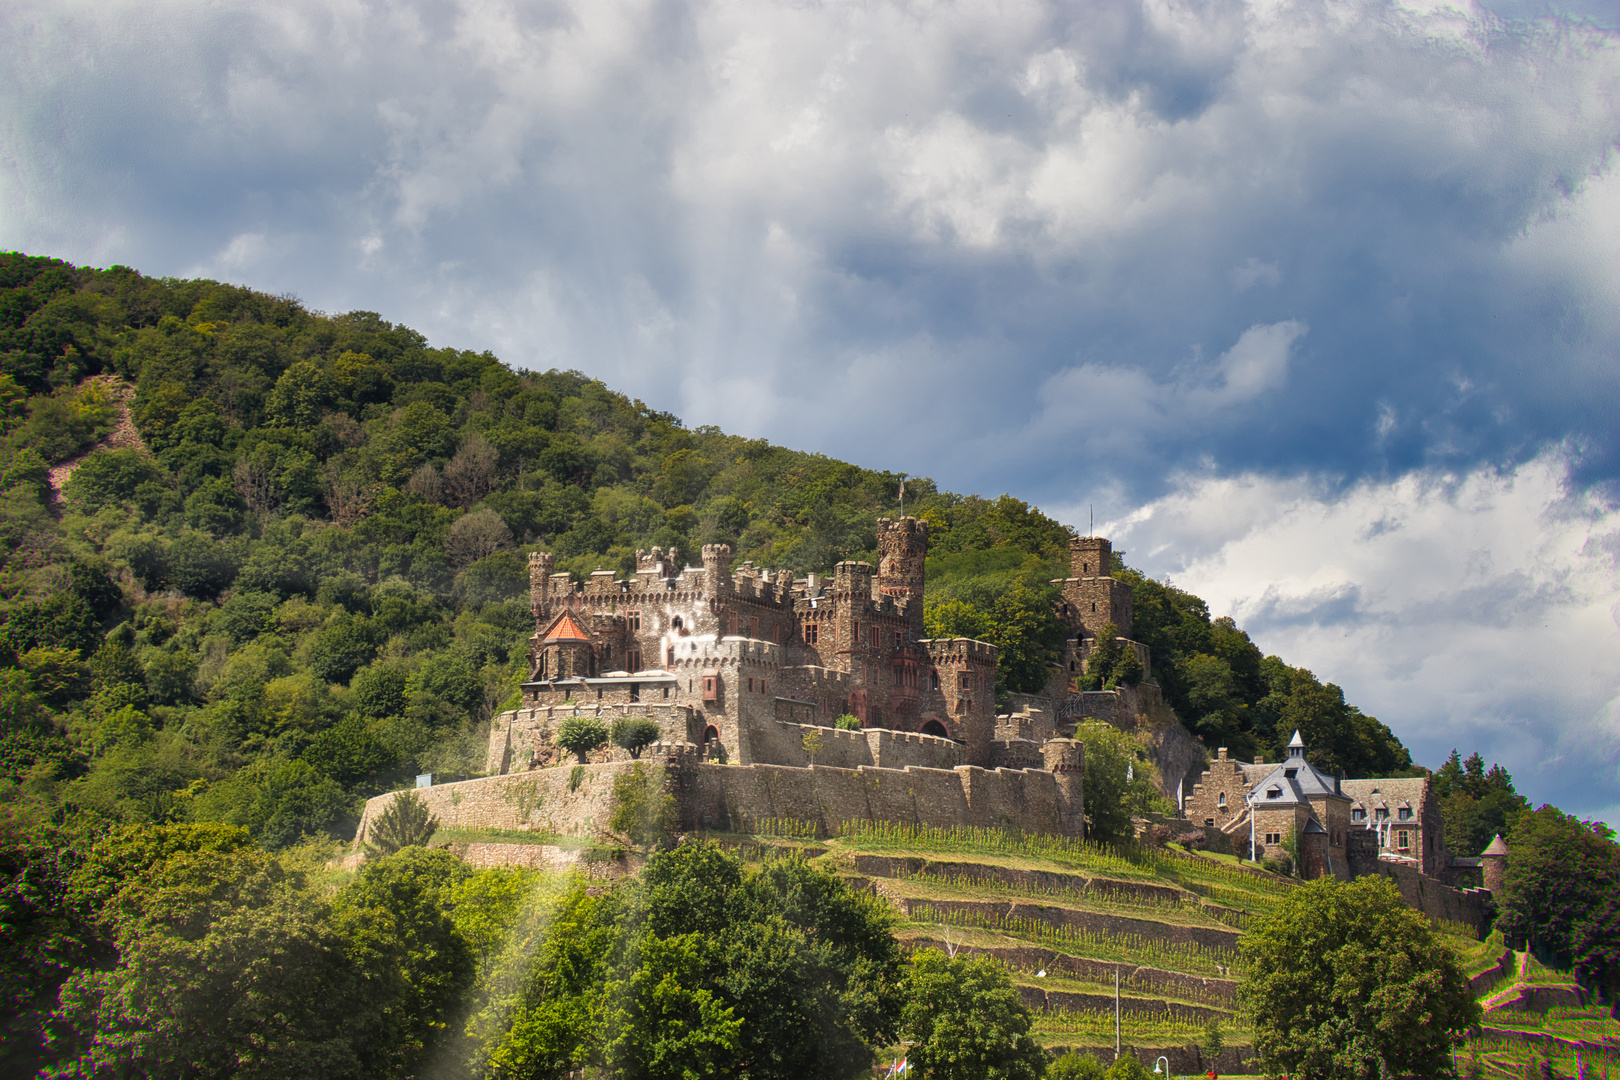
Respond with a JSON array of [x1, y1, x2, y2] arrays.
[[1, 251, 1413, 843]]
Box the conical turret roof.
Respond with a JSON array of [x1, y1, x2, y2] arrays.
[[1482, 834, 1509, 857]]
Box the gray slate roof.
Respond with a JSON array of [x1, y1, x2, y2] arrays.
[[1248, 730, 1351, 807]]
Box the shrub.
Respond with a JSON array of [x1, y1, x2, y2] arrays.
[[611, 716, 662, 759], [363, 789, 439, 857], [1046, 1052, 1107, 1079], [832, 713, 861, 731], [556, 717, 609, 764]]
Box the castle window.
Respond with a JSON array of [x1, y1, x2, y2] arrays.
[[1218, 793, 1226, 807], [959, 673, 972, 691], [805, 622, 819, 645], [702, 675, 718, 702], [1091, 602, 1097, 612], [628, 611, 641, 631], [1083, 562, 1089, 573], [1376, 808, 1389, 820], [603, 645, 612, 663], [894, 630, 902, 648], [773, 624, 782, 644], [1266, 786, 1282, 799], [627, 649, 642, 671], [871, 626, 879, 647], [931, 671, 940, 691], [750, 616, 760, 639], [853, 620, 861, 645], [1205, 818, 1215, 828], [1352, 808, 1366, 821], [761, 680, 766, 695], [1284, 769, 1297, 779], [747, 677, 754, 693], [1265, 832, 1280, 845], [1398, 807, 1412, 820], [727, 612, 738, 635], [1397, 830, 1410, 850], [672, 615, 683, 630]]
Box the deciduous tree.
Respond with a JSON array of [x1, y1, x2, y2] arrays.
[[1238, 875, 1479, 1079]]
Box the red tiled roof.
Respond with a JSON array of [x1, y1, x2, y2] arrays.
[[544, 612, 591, 642]]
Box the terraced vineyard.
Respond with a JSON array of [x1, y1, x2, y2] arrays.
[[728, 821, 1318, 1072], [450, 821, 1582, 1075]]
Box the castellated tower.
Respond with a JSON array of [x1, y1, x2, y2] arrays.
[[1043, 739, 1086, 836], [528, 551, 556, 622], [877, 517, 929, 626], [1059, 535, 1134, 639], [702, 543, 733, 603]]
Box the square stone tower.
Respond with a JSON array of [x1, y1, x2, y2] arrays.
[[1057, 536, 1134, 639]]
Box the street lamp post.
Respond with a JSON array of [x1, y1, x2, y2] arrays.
[[1152, 1056, 1172, 1077]]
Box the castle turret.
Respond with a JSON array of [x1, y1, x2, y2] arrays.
[[529, 551, 556, 622], [1043, 738, 1086, 836], [1480, 834, 1509, 898], [877, 517, 929, 623], [702, 544, 733, 603]]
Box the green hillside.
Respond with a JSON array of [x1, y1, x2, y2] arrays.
[[0, 252, 1580, 1079], [0, 251, 1418, 848]]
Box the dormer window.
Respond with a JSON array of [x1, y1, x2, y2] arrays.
[[1353, 808, 1366, 821], [1398, 808, 1412, 821], [1284, 769, 1297, 779], [1266, 786, 1282, 799]]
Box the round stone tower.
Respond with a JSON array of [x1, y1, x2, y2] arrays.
[[877, 516, 929, 615], [1480, 834, 1509, 897], [702, 543, 733, 603], [529, 551, 556, 621], [1042, 738, 1086, 837]]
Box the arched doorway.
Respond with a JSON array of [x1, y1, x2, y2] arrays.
[[703, 725, 720, 744], [921, 719, 949, 738]]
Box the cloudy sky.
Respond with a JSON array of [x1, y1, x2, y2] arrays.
[[5, 0, 1619, 826]]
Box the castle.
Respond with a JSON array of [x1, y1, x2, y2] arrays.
[[353, 520, 1496, 933], [363, 519, 1100, 842]]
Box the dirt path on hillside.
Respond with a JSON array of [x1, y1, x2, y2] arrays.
[[47, 375, 147, 500]]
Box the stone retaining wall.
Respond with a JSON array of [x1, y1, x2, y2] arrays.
[[900, 935, 1238, 1005], [883, 894, 1241, 952], [684, 761, 1069, 836], [850, 854, 1189, 906]]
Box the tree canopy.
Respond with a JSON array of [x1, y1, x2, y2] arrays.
[[1238, 875, 1479, 1080], [1494, 805, 1620, 987]]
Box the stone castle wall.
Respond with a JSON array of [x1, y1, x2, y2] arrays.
[[358, 761, 645, 841], [683, 761, 1070, 836], [359, 754, 1081, 845]]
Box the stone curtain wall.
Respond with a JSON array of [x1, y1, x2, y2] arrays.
[[487, 704, 701, 774], [360, 755, 1082, 847], [746, 719, 966, 771], [1358, 857, 1494, 937], [357, 760, 644, 841], [684, 762, 1069, 836]]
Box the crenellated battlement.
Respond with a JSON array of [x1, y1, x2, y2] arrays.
[[923, 637, 998, 665], [665, 634, 784, 668]]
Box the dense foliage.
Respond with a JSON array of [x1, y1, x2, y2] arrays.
[[1431, 749, 1529, 857], [0, 251, 1416, 851], [1494, 806, 1620, 987], [1238, 875, 1479, 1079]]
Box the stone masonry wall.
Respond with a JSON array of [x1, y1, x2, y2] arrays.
[[357, 761, 645, 842], [360, 755, 1079, 847], [746, 719, 966, 771], [684, 761, 1068, 836]]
